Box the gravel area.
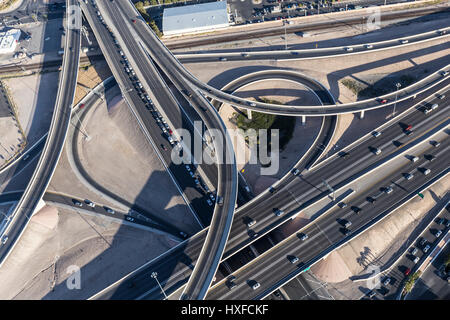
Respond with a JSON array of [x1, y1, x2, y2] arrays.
[[0, 205, 177, 299]]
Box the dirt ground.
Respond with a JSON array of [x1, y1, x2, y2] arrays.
[[0, 205, 177, 299], [218, 79, 322, 194]]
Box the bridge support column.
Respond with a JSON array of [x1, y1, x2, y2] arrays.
[[301, 115, 306, 125], [359, 110, 365, 119], [247, 109, 252, 120]]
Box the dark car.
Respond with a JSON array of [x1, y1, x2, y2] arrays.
[[161, 144, 167, 151]]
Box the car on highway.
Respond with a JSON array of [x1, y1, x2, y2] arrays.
[[404, 173, 414, 180], [410, 156, 419, 162], [126, 216, 135, 222], [404, 268, 411, 276], [372, 131, 381, 137], [160, 144, 167, 151], [338, 202, 348, 209], [343, 220, 352, 228], [22, 154, 30, 161], [251, 282, 260, 290], [269, 186, 276, 193], [423, 244, 431, 253], [219, 57, 227, 61], [370, 147, 381, 155], [247, 218, 256, 228], [73, 199, 82, 207], [400, 39, 409, 44], [379, 99, 388, 104], [445, 220, 450, 228], [274, 208, 284, 217], [217, 196, 223, 206], [1, 235, 8, 245], [440, 71, 449, 76], [292, 168, 300, 176], [411, 247, 418, 255], [298, 233, 308, 241], [209, 193, 216, 201], [344, 47, 353, 52], [420, 168, 431, 175], [431, 140, 440, 147], [437, 94, 445, 100], [288, 255, 299, 263], [132, 19, 136, 23], [226, 280, 237, 290], [105, 207, 115, 214], [352, 206, 362, 214], [384, 186, 393, 194], [424, 154, 435, 162], [367, 290, 376, 298], [84, 199, 95, 207], [339, 151, 350, 159], [179, 231, 188, 238], [206, 199, 213, 206], [383, 277, 391, 286], [435, 230, 442, 238], [413, 256, 420, 264], [343, 228, 351, 236], [419, 238, 427, 246], [364, 44, 373, 49]]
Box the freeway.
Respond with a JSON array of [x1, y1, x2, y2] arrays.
[[177, 28, 450, 63], [206, 136, 450, 299], [91, 81, 449, 299], [0, 0, 81, 265], [84, 0, 239, 300]]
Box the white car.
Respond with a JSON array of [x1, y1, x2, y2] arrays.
[[345, 47, 353, 52], [1, 235, 8, 244], [126, 216, 135, 222], [372, 131, 381, 138], [364, 44, 373, 49], [252, 282, 260, 290], [206, 199, 213, 206], [85, 200, 95, 207]]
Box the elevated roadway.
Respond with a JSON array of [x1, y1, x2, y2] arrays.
[[0, 0, 81, 266]]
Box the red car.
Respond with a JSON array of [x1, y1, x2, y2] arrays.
[[404, 268, 411, 276], [79, 103, 85, 109], [405, 124, 412, 131], [132, 19, 136, 23], [380, 99, 388, 104]]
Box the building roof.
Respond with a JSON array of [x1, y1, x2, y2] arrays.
[[0, 29, 21, 54], [163, 1, 228, 36]]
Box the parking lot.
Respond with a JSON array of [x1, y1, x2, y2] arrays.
[[229, 0, 412, 25]]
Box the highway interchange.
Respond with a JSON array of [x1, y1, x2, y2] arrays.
[[0, 0, 448, 301]]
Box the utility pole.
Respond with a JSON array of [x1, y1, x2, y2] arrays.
[[151, 272, 168, 300], [322, 179, 335, 201], [392, 82, 401, 117]]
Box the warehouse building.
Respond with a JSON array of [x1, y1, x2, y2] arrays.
[[0, 29, 21, 54], [162, 1, 229, 36]]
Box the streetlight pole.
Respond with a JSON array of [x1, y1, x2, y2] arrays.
[[393, 82, 401, 117], [151, 272, 168, 300], [72, 109, 91, 141], [284, 22, 287, 50]]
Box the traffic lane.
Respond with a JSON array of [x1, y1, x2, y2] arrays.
[[177, 30, 448, 63], [206, 145, 450, 299], [42, 192, 182, 237], [82, 3, 214, 226]]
